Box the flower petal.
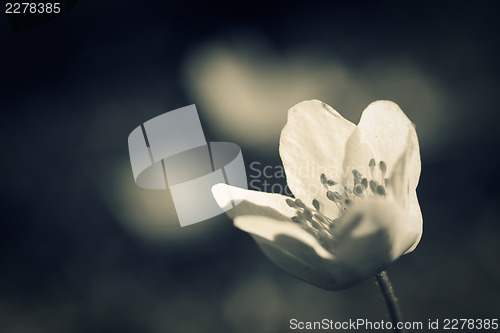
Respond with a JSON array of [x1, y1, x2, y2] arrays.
[[357, 101, 421, 189], [340, 127, 376, 188], [405, 191, 422, 253], [279, 100, 356, 218], [211, 183, 296, 221], [386, 129, 423, 253], [234, 216, 334, 260], [235, 215, 343, 290], [235, 200, 418, 291], [212, 183, 344, 290], [331, 200, 419, 287]]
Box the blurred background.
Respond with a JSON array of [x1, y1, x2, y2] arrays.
[[1, 1, 499, 332]]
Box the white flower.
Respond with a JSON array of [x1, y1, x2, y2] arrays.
[[212, 100, 422, 290]]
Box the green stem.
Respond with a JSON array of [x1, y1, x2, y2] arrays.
[[375, 270, 406, 333]]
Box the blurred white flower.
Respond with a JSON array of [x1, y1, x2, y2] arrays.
[[213, 100, 422, 290], [182, 35, 448, 155]]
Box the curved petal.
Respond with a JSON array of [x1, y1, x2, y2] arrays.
[[279, 100, 356, 218], [234, 216, 334, 260], [386, 128, 423, 253], [404, 191, 422, 253], [235, 199, 419, 291], [331, 200, 419, 287], [211, 183, 296, 221], [340, 127, 376, 189], [357, 101, 421, 190], [235, 215, 342, 290]]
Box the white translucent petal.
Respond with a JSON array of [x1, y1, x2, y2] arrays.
[[404, 190, 423, 254], [385, 129, 423, 253], [234, 216, 334, 260], [235, 215, 342, 290], [279, 100, 356, 218], [357, 101, 421, 189], [211, 183, 296, 221], [340, 127, 376, 188], [332, 200, 418, 283]]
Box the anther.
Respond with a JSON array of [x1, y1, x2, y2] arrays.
[[326, 191, 343, 202], [333, 191, 343, 201], [353, 184, 365, 196], [295, 199, 306, 208], [379, 161, 387, 176], [352, 169, 362, 179], [345, 198, 352, 206], [320, 173, 327, 186], [312, 199, 320, 211], [291, 216, 302, 224], [361, 178, 368, 188], [369, 180, 377, 193], [327, 179, 336, 186], [303, 208, 313, 221], [369, 158, 376, 169], [286, 199, 297, 208], [376, 185, 386, 195]]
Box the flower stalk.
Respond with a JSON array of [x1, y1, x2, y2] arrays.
[[375, 270, 406, 333]]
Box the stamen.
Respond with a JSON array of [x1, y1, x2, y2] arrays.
[[303, 208, 313, 221], [379, 161, 387, 178], [327, 179, 336, 186], [295, 199, 306, 209], [289, 158, 392, 244], [315, 210, 333, 224], [318, 229, 334, 239], [298, 209, 321, 230], [369, 158, 376, 178], [352, 169, 362, 179], [369, 158, 376, 169], [314, 213, 327, 224], [308, 218, 322, 230], [344, 185, 352, 196], [384, 178, 390, 188], [353, 184, 365, 196], [320, 173, 327, 186], [376, 185, 386, 195], [326, 191, 343, 212], [333, 191, 343, 201], [312, 199, 320, 211]]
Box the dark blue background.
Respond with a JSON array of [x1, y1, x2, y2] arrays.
[[1, 1, 499, 332]]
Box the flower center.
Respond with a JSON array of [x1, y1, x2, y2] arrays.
[[323, 158, 389, 213], [285, 158, 390, 252]]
